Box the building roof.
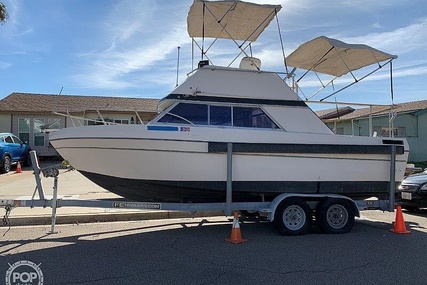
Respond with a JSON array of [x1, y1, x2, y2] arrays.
[[316, 99, 427, 121], [0, 93, 159, 113]]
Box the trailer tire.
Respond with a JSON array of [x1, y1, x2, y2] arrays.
[[274, 197, 311, 236], [317, 198, 355, 234]]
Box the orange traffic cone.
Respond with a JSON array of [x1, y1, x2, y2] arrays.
[[226, 212, 247, 244], [390, 205, 411, 234], [15, 161, 22, 173]]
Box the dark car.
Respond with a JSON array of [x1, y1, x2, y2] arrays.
[[0, 132, 31, 174], [396, 169, 427, 211]]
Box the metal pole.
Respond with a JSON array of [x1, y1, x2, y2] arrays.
[[351, 119, 354, 136], [226, 143, 233, 216], [369, 106, 373, 137], [49, 176, 59, 234], [389, 145, 396, 212], [30, 151, 45, 200]]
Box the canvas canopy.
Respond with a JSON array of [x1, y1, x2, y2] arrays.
[[187, 0, 281, 42], [286, 36, 397, 77]]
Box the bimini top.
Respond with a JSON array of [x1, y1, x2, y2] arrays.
[[187, 0, 281, 41], [286, 36, 397, 77]]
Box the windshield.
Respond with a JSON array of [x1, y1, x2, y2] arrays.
[[157, 103, 279, 129]]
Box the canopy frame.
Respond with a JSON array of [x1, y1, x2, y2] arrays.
[[284, 36, 397, 102], [187, 0, 282, 71]]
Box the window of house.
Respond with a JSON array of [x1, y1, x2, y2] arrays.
[[335, 127, 344, 135], [47, 118, 61, 130], [373, 126, 406, 137], [88, 117, 114, 125], [114, 119, 129, 124], [18, 118, 30, 143], [33, 119, 45, 146]]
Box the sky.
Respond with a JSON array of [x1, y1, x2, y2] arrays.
[[0, 0, 426, 110]]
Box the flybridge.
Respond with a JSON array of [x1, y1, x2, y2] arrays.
[[186, 0, 397, 104]]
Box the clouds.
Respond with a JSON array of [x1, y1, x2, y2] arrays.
[[1, 0, 426, 102], [0, 61, 12, 69], [340, 18, 427, 55], [71, 0, 191, 92], [68, 0, 427, 101]]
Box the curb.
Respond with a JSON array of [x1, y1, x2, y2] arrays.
[[5, 211, 226, 227]]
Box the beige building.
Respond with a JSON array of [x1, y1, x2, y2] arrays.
[[0, 93, 159, 156]]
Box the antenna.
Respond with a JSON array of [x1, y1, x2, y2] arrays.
[[58, 87, 63, 95], [176, 46, 180, 87]]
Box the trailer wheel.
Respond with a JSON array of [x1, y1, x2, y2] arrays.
[[317, 198, 355, 234], [274, 198, 311, 235]]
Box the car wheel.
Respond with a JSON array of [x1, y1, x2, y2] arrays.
[[0, 155, 12, 174], [274, 197, 312, 235], [316, 198, 355, 234]]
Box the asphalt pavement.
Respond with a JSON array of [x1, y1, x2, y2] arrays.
[[1, 215, 427, 285]]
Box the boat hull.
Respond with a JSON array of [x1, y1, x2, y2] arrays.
[[80, 170, 395, 202], [50, 125, 408, 203]]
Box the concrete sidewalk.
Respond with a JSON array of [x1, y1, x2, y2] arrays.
[[0, 163, 223, 226]]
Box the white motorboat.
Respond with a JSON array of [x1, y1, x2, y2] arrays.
[[49, 0, 409, 203]]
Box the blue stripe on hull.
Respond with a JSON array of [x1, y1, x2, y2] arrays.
[[147, 126, 179, 131]]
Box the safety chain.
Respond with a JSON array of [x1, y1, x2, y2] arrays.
[[2, 205, 11, 236]]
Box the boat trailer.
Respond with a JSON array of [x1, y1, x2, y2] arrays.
[[1, 146, 398, 235]]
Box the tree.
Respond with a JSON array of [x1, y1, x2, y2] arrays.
[[0, 2, 8, 24]]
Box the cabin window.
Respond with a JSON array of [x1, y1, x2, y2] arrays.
[[233, 107, 278, 129], [210, 106, 232, 126], [158, 103, 277, 129], [158, 103, 208, 125]]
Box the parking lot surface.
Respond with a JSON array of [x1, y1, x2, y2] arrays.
[[1, 163, 427, 284], [1, 213, 427, 285]]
